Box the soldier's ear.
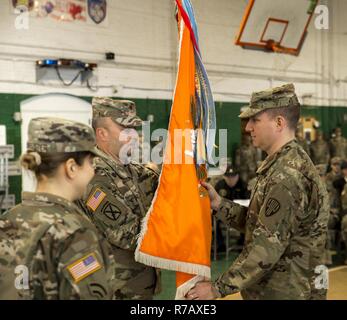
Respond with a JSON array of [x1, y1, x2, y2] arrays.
[[276, 116, 285, 130], [65, 158, 78, 179], [96, 127, 108, 141]]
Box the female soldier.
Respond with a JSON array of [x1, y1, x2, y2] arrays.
[[0, 117, 115, 300]]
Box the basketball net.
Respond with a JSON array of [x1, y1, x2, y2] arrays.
[[266, 40, 296, 74]]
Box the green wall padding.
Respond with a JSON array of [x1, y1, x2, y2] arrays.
[[301, 105, 347, 137], [0, 92, 346, 205]]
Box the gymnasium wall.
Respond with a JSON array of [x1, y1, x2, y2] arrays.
[[0, 0, 347, 104], [1, 0, 347, 204], [1, 92, 347, 204]]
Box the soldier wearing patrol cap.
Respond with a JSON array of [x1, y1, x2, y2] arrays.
[[329, 127, 347, 159], [77, 97, 160, 300], [335, 160, 347, 263], [341, 182, 347, 264], [332, 160, 347, 197], [295, 127, 310, 156], [333, 160, 347, 264], [0, 117, 116, 300], [314, 164, 335, 265], [326, 157, 342, 190], [187, 83, 329, 300], [310, 130, 330, 165], [326, 157, 342, 218]]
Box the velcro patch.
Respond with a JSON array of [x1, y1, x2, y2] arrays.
[[265, 198, 281, 217], [219, 189, 228, 197], [67, 253, 101, 283], [87, 188, 106, 211], [102, 202, 121, 221]]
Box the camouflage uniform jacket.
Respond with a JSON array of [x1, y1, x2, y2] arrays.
[[309, 140, 330, 165], [214, 140, 329, 300], [330, 137, 347, 159], [77, 148, 159, 299], [0, 192, 115, 300], [342, 183, 347, 214], [325, 171, 342, 215], [297, 137, 310, 157]]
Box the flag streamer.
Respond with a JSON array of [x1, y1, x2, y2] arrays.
[[135, 0, 216, 299]]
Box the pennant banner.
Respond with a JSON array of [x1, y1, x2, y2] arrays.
[[135, 0, 216, 299]]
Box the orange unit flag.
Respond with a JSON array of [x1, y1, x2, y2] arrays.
[[135, 0, 215, 299]]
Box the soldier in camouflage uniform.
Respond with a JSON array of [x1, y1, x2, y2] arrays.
[[310, 130, 330, 165], [329, 127, 347, 159], [337, 161, 347, 264], [77, 97, 160, 300], [0, 118, 115, 300], [323, 158, 342, 263], [333, 160, 347, 207], [315, 164, 335, 265], [295, 128, 310, 156], [325, 157, 342, 209], [326, 157, 342, 225], [234, 135, 258, 184], [187, 84, 329, 300], [341, 183, 347, 264]]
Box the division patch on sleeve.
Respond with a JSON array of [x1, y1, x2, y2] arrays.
[[87, 188, 106, 211], [67, 253, 102, 283], [265, 198, 281, 217]]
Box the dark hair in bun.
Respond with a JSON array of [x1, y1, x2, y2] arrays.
[[20, 151, 93, 180]]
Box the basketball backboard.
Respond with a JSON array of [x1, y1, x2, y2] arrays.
[[235, 0, 318, 55]]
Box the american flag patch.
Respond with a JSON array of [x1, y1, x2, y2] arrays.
[[87, 188, 106, 211], [67, 253, 102, 283]]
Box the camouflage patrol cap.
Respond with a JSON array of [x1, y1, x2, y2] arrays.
[[331, 157, 341, 165], [92, 97, 142, 128], [27, 117, 98, 154], [239, 83, 300, 119], [315, 164, 327, 176]]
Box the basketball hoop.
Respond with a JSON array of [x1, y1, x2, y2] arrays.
[[235, 0, 317, 56], [264, 39, 280, 52]]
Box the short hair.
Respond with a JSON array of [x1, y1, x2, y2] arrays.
[[91, 117, 107, 131], [265, 104, 300, 131]]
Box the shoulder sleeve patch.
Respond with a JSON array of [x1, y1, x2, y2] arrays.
[[265, 198, 281, 217], [101, 202, 121, 221], [86, 188, 106, 212], [67, 253, 101, 283], [219, 189, 228, 197]]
